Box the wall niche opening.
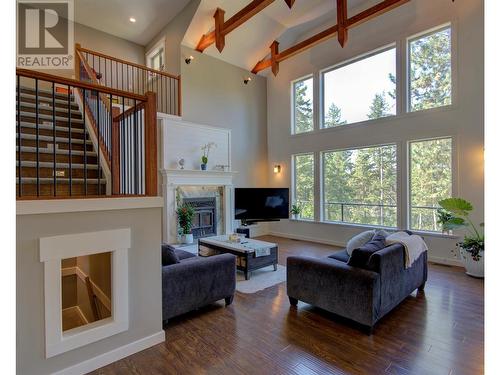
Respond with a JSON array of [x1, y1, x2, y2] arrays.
[[61, 252, 112, 332]]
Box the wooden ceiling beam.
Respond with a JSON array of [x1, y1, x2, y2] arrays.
[[251, 0, 410, 75], [196, 0, 295, 53], [337, 0, 348, 47], [214, 8, 226, 52]]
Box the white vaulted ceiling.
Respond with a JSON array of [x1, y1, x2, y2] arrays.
[[182, 0, 374, 72], [75, 0, 192, 45]]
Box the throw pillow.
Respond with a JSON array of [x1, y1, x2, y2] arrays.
[[346, 230, 376, 256], [347, 233, 387, 269], [376, 229, 390, 238], [161, 244, 180, 266]]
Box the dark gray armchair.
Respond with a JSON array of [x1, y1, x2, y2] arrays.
[[162, 247, 236, 323], [287, 243, 427, 333]]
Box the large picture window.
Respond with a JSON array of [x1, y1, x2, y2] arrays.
[[322, 145, 397, 227], [293, 153, 315, 220], [292, 77, 314, 134], [408, 26, 452, 112], [409, 138, 453, 232], [322, 47, 396, 127]]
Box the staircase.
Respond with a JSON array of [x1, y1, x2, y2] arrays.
[[16, 86, 106, 197]]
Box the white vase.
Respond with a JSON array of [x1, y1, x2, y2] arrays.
[[181, 234, 194, 244], [460, 248, 484, 278]]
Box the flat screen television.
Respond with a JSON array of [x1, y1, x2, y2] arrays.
[[234, 188, 289, 224]]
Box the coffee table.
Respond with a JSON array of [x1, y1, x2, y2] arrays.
[[198, 236, 278, 280]]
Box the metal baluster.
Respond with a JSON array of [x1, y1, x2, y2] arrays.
[[97, 89, 101, 195], [122, 97, 125, 194], [17, 75, 21, 197], [133, 99, 138, 194], [67, 85, 72, 196], [139, 105, 143, 194], [35, 79, 40, 197], [52, 83, 56, 196], [110, 94, 113, 193], [83, 88, 87, 195], [341, 203, 344, 222], [160, 75, 163, 114]]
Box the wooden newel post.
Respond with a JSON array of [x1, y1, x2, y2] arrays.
[[111, 107, 121, 195], [75, 43, 81, 81], [144, 91, 158, 196]]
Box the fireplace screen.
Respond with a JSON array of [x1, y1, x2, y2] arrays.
[[184, 197, 217, 239]]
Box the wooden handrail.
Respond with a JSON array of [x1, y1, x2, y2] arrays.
[[17, 68, 147, 101], [76, 45, 181, 81]]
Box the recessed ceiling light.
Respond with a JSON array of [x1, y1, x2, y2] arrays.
[[129, 17, 136, 23]]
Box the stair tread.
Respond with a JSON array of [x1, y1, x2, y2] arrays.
[[17, 161, 100, 169], [17, 146, 97, 156], [17, 102, 81, 114], [16, 133, 93, 144], [18, 111, 84, 124], [17, 177, 106, 184], [19, 121, 85, 134]]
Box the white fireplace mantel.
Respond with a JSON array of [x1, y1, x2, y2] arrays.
[[161, 168, 237, 243]]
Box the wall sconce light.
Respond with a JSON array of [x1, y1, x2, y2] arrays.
[[273, 165, 281, 174], [243, 77, 252, 85], [185, 56, 194, 64]]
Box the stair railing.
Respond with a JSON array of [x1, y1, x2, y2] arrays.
[[75, 43, 181, 116], [16, 68, 157, 199]]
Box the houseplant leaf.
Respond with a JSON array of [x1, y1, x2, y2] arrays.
[[442, 217, 466, 231], [438, 198, 473, 217]]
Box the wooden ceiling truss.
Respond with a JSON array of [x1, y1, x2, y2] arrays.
[[252, 0, 410, 75], [196, 0, 295, 53]]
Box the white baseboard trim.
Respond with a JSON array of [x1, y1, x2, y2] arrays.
[[268, 232, 464, 267], [53, 331, 165, 375], [268, 231, 346, 248], [428, 256, 464, 268]]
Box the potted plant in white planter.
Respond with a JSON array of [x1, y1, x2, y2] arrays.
[[290, 204, 301, 220], [176, 203, 195, 244], [438, 198, 484, 278]]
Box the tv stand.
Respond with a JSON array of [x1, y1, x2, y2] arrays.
[[237, 222, 272, 238]]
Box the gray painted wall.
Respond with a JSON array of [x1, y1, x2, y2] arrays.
[[16, 207, 163, 375], [146, 0, 201, 76], [265, 0, 484, 264], [180, 45, 269, 188]]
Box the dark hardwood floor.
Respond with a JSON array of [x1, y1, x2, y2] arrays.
[[90, 236, 484, 375]]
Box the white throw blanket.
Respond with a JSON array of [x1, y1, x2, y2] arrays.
[[385, 232, 428, 269]]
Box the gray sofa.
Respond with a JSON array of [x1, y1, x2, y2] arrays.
[[162, 246, 236, 323], [287, 241, 427, 334]]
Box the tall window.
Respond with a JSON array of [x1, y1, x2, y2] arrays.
[[408, 26, 452, 111], [150, 48, 164, 71], [322, 145, 397, 227], [293, 154, 315, 220], [322, 47, 396, 127], [409, 138, 452, 231], [292, 77, 314, 134]]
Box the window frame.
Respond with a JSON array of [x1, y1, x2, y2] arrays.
[[319, 43, 398, 129], [406, 23, 453, 113], [291, 152, 315, 221], [291, 75, 315, 135], [145, 38, 166, 72], [407, 136, 455, 233], [320, 142, 399, 228]]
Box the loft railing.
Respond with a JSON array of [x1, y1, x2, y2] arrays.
[[75, 44, 181, 116], [16, 68, 157, 199]]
